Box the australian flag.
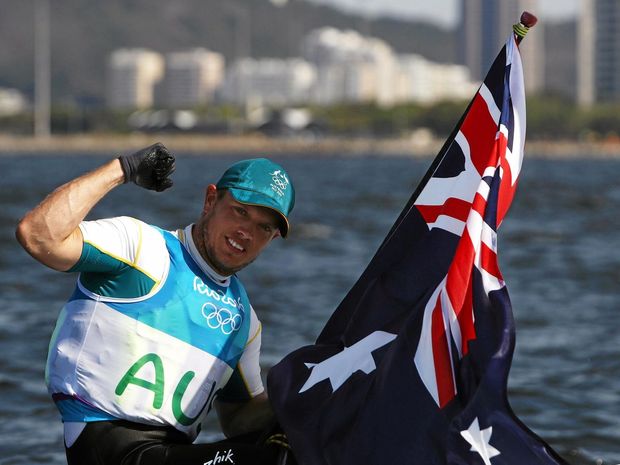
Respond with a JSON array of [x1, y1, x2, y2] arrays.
[[267, 29, 570, 465]]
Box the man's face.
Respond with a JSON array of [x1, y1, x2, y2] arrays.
[[193, 186, 281, 276]]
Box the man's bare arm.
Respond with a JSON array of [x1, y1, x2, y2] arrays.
[[16, 143, 175, 271], [16, 159, 125, 271]]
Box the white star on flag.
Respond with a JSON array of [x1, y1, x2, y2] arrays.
[[298, 331, 397, 393], [460, 417, 501, 465]]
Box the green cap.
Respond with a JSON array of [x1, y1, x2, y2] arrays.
[[216, 158, 295, 237]]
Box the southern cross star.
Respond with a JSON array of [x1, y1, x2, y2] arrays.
[[460, 417, 501, 465]]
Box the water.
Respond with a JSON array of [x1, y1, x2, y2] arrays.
[[0, 153, 618, 464]]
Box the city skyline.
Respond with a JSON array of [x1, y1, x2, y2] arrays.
[[0, 0, 604, 115], [106, 28, 479, 111]]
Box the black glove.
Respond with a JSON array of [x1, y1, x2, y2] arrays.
[[118, 143, 175, 192]]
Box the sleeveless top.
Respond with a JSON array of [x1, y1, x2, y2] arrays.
[[46, 218, 263, 440]]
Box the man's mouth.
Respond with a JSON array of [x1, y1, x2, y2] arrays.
[[227, 237, 245, 252]]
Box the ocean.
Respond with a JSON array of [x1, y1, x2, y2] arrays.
[[0, 153, 618, 464]]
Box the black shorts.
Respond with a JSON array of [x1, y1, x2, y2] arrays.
[[65, 420, 285, 465]]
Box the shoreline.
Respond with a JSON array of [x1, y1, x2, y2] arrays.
[[1, 133, 620, 158]]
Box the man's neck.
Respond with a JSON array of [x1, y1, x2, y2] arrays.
[[186, 224, 230, 285]]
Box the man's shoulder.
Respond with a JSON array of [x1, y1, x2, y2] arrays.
[[75, 216, 171, 281], [82, 216, 171, 244]]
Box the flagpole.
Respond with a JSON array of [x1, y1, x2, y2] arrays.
[[378, 11, 538, 251], [514, 11, 538, 45]]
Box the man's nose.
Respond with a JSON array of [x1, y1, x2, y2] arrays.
[[236, 225, 252, 241]]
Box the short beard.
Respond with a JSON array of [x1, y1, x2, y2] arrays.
[[204, 242, 245, 276], [194, 220, 254, 276]]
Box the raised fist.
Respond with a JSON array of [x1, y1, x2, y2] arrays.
[[119, 143, 175, 192]]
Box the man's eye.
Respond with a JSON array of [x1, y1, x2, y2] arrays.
[[235, 207, 247, 216], [263, 225, 273, 233]]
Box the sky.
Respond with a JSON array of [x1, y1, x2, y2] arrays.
[[305, 0, 580, 28]]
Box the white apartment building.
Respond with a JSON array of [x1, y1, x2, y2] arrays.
[[164, 48, 225, 108], [302, 27, 477, 106], [219, 58, 316, 106], [312, 62, 377, 105], [301, 28, 399, 106], [397, 55, 478, 104], [107, 49, 164, 110]]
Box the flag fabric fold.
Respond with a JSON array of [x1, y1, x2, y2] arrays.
[[267, 31, 568, 465]]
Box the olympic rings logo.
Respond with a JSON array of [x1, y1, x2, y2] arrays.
[[201, 303, 243, 335]]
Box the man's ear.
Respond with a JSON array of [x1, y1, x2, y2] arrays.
[[202, 184, 218, 213]]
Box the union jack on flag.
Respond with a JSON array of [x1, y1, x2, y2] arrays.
[[268, 28, 569, 465], [412, 33, 525, 409]]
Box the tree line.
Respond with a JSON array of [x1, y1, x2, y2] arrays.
[[1, 96, 618, 141]]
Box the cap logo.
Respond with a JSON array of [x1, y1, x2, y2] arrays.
[[269, 170, 290, 198]]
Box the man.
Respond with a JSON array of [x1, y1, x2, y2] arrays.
[[15, 143, 295, 465]]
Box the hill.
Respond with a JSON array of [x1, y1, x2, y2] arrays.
[[0, 0, 455, 106]]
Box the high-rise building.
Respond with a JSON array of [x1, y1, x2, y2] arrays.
[[301, 28, 399, 106], [164, 48, 225, 108], [219, 58, 316, 106], [106, 49, 164, 109], [593, 0, 620, 102], [397, 55, 478, 104], [458, 0, 543, 94], [578, 0, 596, 106], [544, 20, 577, 100], [578, 0, 620, 105]]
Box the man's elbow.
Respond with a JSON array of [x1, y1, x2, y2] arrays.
[[15, 216, 37, 256], [15, 217, 72, 271]]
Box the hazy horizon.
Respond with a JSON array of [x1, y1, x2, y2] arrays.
[[306, 0, 580, 27]]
